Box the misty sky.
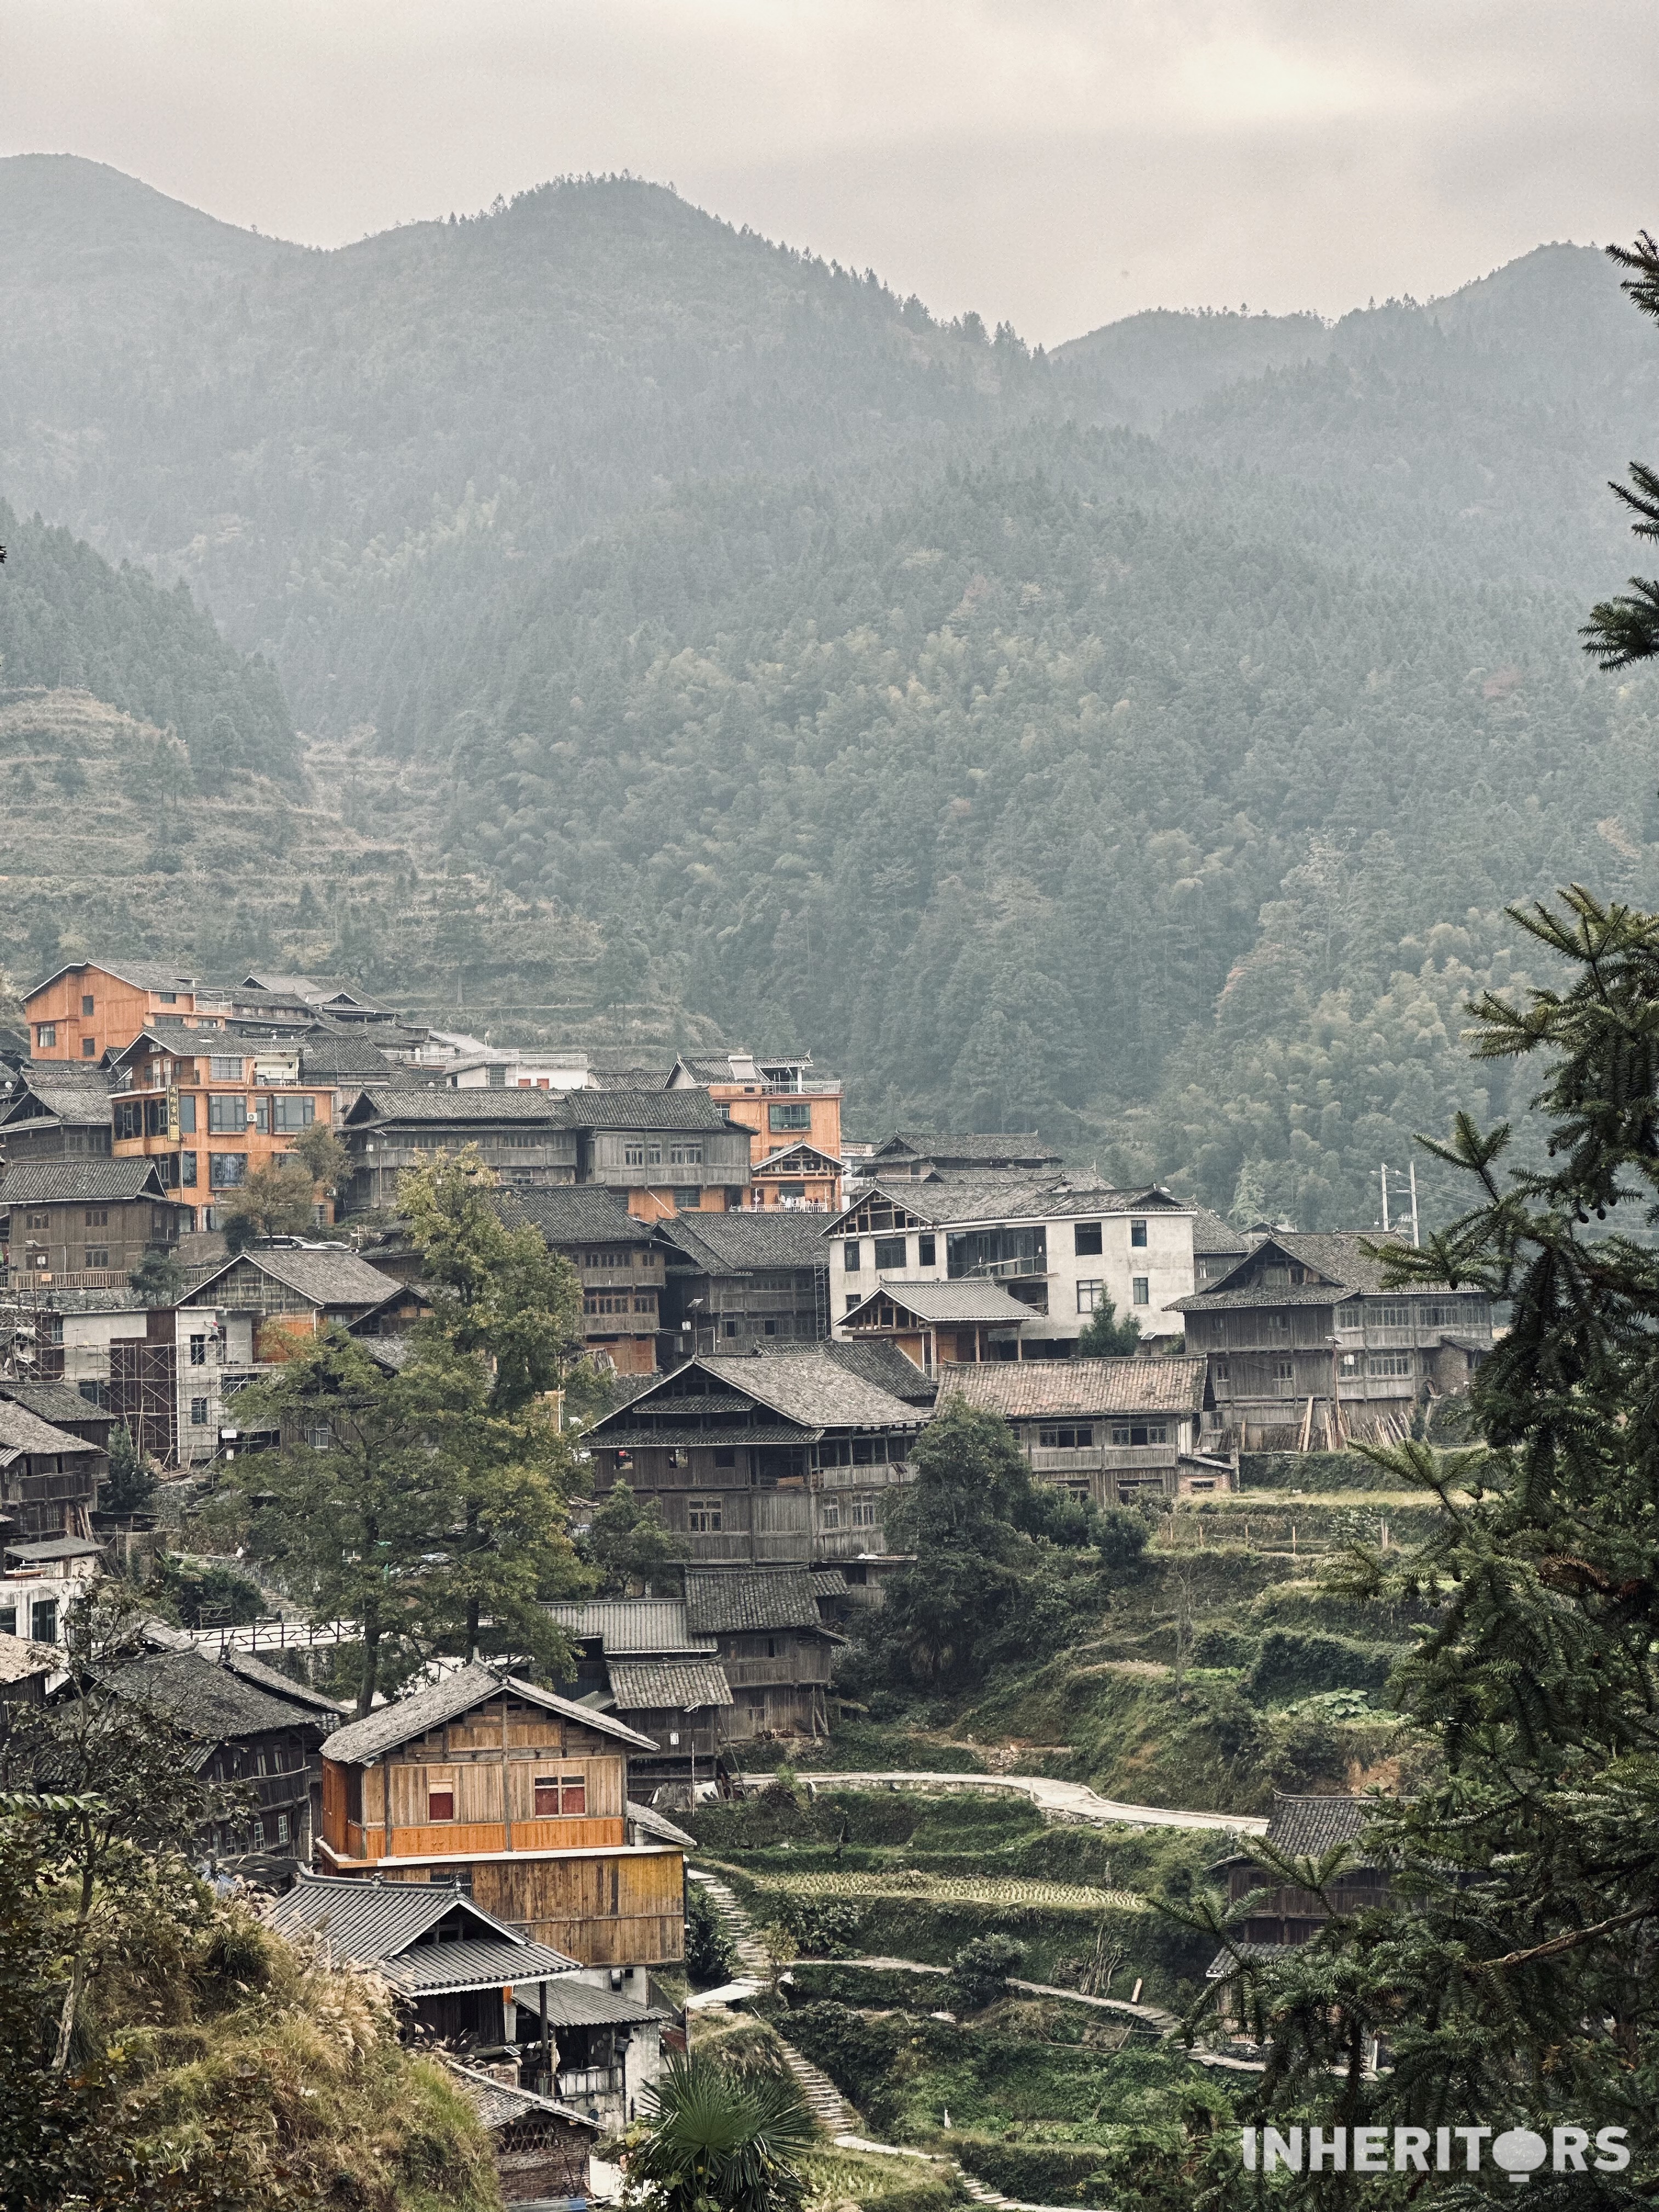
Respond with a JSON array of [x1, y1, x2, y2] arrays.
[[4, 1, 1655, 346]]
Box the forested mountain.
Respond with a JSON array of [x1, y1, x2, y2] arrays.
[[3, 157, 1656, 1231]]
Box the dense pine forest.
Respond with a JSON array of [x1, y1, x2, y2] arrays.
[[3, 153, 1657, 1227]]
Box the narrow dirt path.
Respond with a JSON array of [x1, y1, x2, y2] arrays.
[[781, 1769, 1269, 1837]]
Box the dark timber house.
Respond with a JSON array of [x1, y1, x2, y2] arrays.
[[339, 1088, 578, 1213], [498, 1186, 666, 1378], [1173, 1231, 1496, 1449], [655, 1207, 830, 1359], [583, 1346, 930, 1579], [103, 1643, 340, 1875], [0, 1158, 193, 1291]]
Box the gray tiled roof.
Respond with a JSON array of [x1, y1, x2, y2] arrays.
[[627, 1798, 697, 1848], [25, 958, 200, 997], [444, 2060, 597, 2134], [844, 1278, 1033, 1325], [693, 1350, 927, 1431], [809, 1568, 849, 1595], [0, 1377, 112, 1428], [606, 1655, 734, 1709], [1174, 1232, 1440, 1311], [562, 1089, 731, 1132], [300, 1034, 398, 1082], [4, 1536, 105, 1561], [0, 1631, 58, 1685], [217, 1646, 352, 1720], [1266, 1793, 1385, 1860], [662, 1210, 830, 1274], [321, 1660, 658, 1764], [345, 1086, 567, 1125], [0, 1158, 180, 1205], [0, 1402, 100, 1458], [184, 1246, 405, 1311], [0, 1066, 114, 1126], [1190, 1207, 1250, 1257], [819, 1340, 938, 1404], [544, 1599, 716, 1655], [832, 1178, 1187, 1231], [381, 1937, 584, 1997], [104, 1647, 328, 1744], [938, 1356, 1207, 1421], [684, 1568, 832, 1635], [268, 1869, 579, 1986], [499, 1187, 651, 1246], [872, 1131, 1058, 1165]]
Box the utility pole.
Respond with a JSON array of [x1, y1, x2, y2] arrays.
[[1380, 1164, 1390, 1234], [1408, 1159, 1420, 1249]]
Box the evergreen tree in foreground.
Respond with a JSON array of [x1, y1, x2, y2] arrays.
[[1583, 231, 1659, 667], [1188, 229, 1659, 2210]]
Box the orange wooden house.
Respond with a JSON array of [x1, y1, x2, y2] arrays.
[[24, 961, 222, 1064], [315, 1663, 685, 1988], [667, 1051, 843, 1210]]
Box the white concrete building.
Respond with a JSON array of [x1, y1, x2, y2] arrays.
[[825, 1181, 1197, 1357]]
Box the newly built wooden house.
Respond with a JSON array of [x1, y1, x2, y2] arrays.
[[315, 1662, 685, 1987]]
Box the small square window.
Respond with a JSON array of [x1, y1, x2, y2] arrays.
[[845, 1292, 861, 1312], [724, 1318, 737, 1336], [1076, 1279, 1103, 1314], [821, 1502, 841, 1528], [81, 1035, 97, 1057], [428, 1787, 455, 1821], [1130, 1220, 1148, 1248], [917, 1234, 936, 1266], [1132, 1276, 1150, 1306], [81, 995, 95, 1016], [1074, 1222, 1102, 1257]]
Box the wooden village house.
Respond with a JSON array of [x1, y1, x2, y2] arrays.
[[313, 1662, 686, 2007]]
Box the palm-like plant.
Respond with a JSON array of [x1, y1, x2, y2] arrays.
[[627, 2051, 815, 2212]]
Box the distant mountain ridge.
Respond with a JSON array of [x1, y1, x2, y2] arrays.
[[4, 157, 1658, 1236]]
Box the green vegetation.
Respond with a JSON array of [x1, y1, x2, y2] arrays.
[[210, 1148, 592, 1707], [5, 168, 1659, 1218], [626, 2049, 815, 2212]]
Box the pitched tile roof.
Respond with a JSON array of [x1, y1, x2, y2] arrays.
[[184, 1246, 405, 1311], [560, 1089, 731, 1131], [299, 1034, 399, 1082], [267, 1870, 581, 1989], [544, 1599, 716, 1655], [0, 1631, 58, 1685], [1190, 1207, 1250, 1257], [0, 1066, 114, 1126], [684, 1568, 832, 1635], [872, 1131, 1058, 1165], [0, 1377, 112, 1429], [444, 2059, 597, 2134], [104, 1647, 328, 1744], [1265, 1793, 1385, 1861], [938, 1356, 1208, 1421], [216, 1646, 352, 1720], [1174, 1232, 1441, 1311], [661, 1210, 830, 1274], [321, 1660, 658, 1764], [0, 1402, 101, 1458], [498, 1187, 652, 1246], [25, 958, 201, 998], [627, 1799, 697, 1848], [844, 1278, 1034, 1325], [819, 1339, 938, 1404], [832, 1179, 1190, 1230], [0, 1158, 181, 1205], [344, 1086, 568, 1125], [692, 1350, 928, 1431], [606, 1655, 734, 1708]]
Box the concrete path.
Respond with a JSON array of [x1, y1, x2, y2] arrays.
[[786, 1770, 1269, 1837]]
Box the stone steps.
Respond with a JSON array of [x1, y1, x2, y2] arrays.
[[686, 1864, 858, 2132]]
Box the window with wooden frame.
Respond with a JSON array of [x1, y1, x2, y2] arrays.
[[534, 1773, 586, 1816], [427, 1784, 456, 1821]]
